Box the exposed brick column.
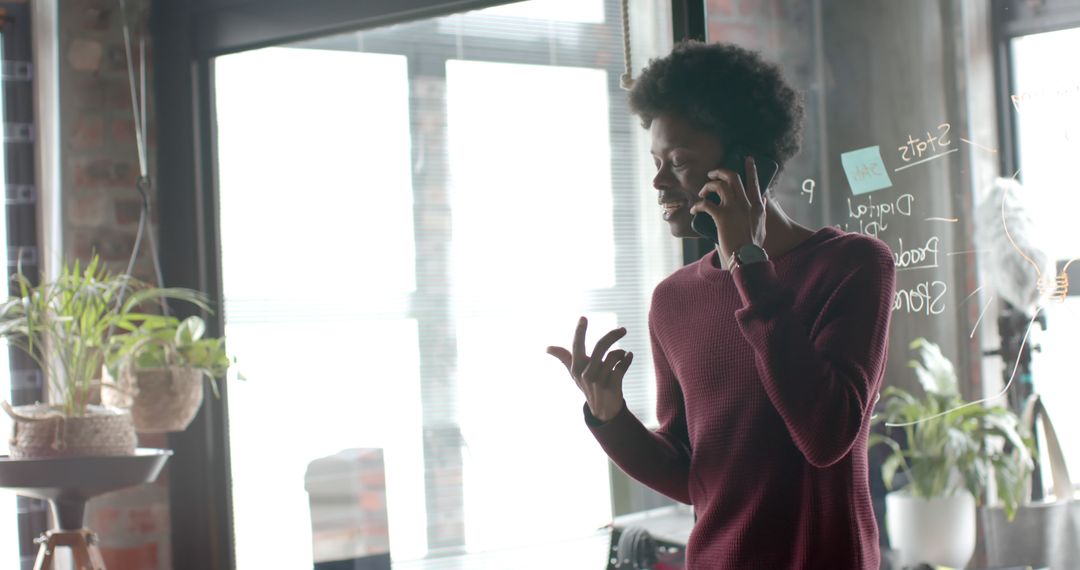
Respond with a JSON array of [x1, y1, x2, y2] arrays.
[[61, 0, 156, 281], [60, 1, 172, 568]]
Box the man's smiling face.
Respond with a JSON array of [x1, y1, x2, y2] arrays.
[[649, 112, 727, 238]]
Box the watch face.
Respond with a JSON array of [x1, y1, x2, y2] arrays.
[[737, 244, 768, 264]]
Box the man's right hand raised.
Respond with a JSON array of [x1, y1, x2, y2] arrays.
[[546, 316, 633, 423]]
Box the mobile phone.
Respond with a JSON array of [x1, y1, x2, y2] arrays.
[[690, 146, 780, 244]]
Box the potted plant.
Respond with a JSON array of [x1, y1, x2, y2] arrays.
[[103, 313, 236, 433], [870, 338, 1034, 569], [0, 256, 207, 458]]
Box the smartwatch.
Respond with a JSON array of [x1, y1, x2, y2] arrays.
[[732, 243, 768, 268]]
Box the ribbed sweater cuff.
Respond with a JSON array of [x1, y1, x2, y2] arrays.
[[583, 399, 629, 429]]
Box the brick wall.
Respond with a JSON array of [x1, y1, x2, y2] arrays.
[[61, 0, 156, 279], [59, 1, 172, 568]]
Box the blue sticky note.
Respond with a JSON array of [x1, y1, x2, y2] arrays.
[[841, 145, 893, 195]]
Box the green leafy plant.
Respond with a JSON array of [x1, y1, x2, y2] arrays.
[[870, 338, 1035, 520], [0, 255, 210, 417], [106, 314, 237, 398]]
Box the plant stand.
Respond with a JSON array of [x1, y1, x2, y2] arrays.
[[34, 528, 106, 570], [0, 449, 172, 570]]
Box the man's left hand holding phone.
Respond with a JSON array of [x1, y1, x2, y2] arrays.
[[689, 148, 778, 266]]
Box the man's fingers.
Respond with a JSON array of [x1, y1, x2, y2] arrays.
[[609, 351, 634, 392], [593, 327, 628, 356], [718, 163, 750, 209], [595, 349, 627, 384], [736, 156, 758, 210], [571, 316, 588, 376], [704, 169, 750, 208], [744, 156, 762, 208], [690, 196, 721, 217], [546, 346, 572, 372], [707, 168, 735, 182], [583, 327, 627, 377], [691, 179, 728, 218], [701, 178, 738, 204], [698, 180, 722, 200]]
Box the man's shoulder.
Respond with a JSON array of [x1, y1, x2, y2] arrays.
[[814, 229, 894, 275], [784, 229, 895, 304], [651, 260, 699, 299]]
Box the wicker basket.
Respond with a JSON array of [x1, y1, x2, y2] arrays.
[[102, 366, 205, 433], [4, 403, 137, 459]]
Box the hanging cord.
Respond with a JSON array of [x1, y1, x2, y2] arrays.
[[120, 0, 147, 183], [116, 0, 170, 318], [619, 0, 635, 90]]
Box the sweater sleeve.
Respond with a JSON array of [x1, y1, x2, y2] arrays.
[[585, 314, 693, 504], [732, 240, 896, 468]]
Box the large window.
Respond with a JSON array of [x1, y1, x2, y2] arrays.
[[1010, 25, 1080, 485], [214, 0, 675, 567]]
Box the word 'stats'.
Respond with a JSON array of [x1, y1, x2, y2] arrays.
[[898, 123, 952, 163]]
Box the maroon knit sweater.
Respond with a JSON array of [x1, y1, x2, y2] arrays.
[[587, 227, 895, 569]]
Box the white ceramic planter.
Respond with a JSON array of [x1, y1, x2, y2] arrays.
[[886, 489, 976, 569]]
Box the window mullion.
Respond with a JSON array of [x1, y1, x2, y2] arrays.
[[407, 48, 468, 552]]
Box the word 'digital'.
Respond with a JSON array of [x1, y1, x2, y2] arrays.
[[844, 193, 914, 237]]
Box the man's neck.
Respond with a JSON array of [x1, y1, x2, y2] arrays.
[[716, 200, 816, 269]]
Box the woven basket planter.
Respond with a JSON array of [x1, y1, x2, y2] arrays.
[[102, 366, 205, 433], [5, 403, 136, 459]]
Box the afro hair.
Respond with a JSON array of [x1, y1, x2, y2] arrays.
[[629, 41, 804, 169]]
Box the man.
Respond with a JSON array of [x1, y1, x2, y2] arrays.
[[547, 41, 895, 569]]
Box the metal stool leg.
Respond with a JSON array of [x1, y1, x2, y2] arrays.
[[33, 530, 107, 570], [34, 532, 55, 570], [70, 531, 106, 570], [86, 533, 107, 569]]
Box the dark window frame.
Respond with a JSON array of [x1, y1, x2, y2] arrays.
[[0, 3, 48, 569], [153, 1, 707, 567], [992, 0, 1080, 177]]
